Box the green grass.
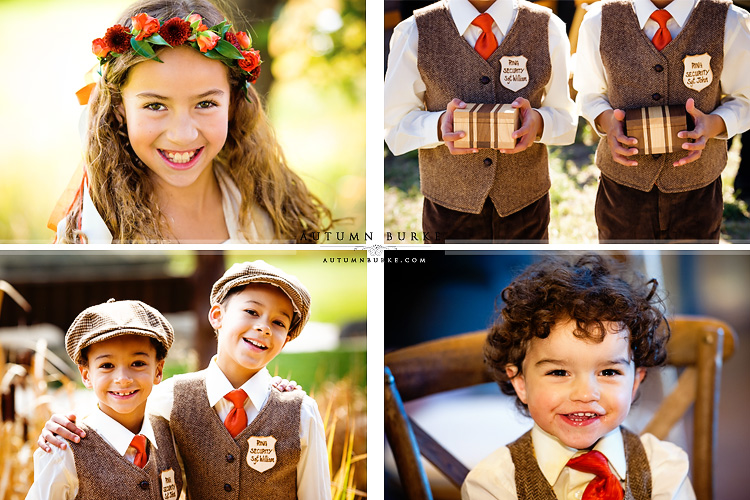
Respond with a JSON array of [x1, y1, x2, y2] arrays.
[[384, 120, 750, 243]]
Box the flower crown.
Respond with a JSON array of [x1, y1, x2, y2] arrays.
[[92, 13, 261, 97]]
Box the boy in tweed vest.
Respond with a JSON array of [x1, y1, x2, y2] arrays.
[[574, 0, 750, 242], [462, 255, 695, 500], [384, 0, 577, 243], [39, 261, 331, 500], [26, 300, 183, 500]]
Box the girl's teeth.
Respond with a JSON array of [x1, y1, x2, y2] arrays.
[[165, 150, 197, 163]]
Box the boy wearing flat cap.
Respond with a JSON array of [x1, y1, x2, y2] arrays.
[[41, 261, 331, 500], [27, 299, 183, 500]]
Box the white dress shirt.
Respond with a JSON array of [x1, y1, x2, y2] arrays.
[[148, 359, 331, 500], [461, 424, 696, 500], [384, 0, 577, 155], [573, 0, 750, 139], [55, 165, 276, 244], [26, 407, 161, 500]]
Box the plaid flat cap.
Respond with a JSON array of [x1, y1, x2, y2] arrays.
[[66, 299, 174, 364], [210, 260, 311, 340]]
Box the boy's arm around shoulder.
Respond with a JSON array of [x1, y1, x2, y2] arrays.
[[460, 446, 517, 500], [298, 394, 332, 500], [25, 441, 78, 500], [639, 433, 696, 500]]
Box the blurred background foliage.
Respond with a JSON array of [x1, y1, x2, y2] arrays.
[[0, 0, 365, 242]]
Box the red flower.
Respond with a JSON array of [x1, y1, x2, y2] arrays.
[[238, 49, 261, 72], [196, 30, 220, 52], [131, 13, 160, 41], [92, 38, 111, 58], [236, 31, 251, 50], [246, 65, 261, 85], [159, 17, 191, 46], [103, 25, 132, 54], [225, 32, 240, 50]]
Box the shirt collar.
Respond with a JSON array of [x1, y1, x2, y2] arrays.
[[85, 405, 157, 456], [633, 0, 695, 29], [205, 356, 272, 411], [531, 424, 626, 486], [447, 0, 516, 38]]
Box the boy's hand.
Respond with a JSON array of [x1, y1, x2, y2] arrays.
[[37, 413, 86, 452], [498, 97, 544, 154], [271, 376, 304, 393], [596, 109, 639, 167], [438, 98, 479, 155], [674, 98, 727, 167]]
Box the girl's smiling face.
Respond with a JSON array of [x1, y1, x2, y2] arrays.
[[507, 318, 646, 450], [120, 45, 231, 191]]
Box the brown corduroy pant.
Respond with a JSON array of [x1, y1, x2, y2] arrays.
[[422, 195, 550, 244], [595, 175, 722, 243]]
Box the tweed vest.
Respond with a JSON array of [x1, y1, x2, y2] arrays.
[[415, 0, 552, 216], [507, 427, 652, 500], [170, 371, 302, 500], [71, 416, 183, 500], [597, 0, 729, 192]]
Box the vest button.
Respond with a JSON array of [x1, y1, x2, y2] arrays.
[[652, 154, 662, 160], [652, 93, 662, 101], [653, 64, 664, 72], [224, 484, 233, 492], [480, 76, 490, 85], [483, 158, 493, 166], [139, 481, 149, 490], [226, 454, 235, 463]]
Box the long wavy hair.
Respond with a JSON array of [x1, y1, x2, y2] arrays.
[[61, 0, 332, 243]]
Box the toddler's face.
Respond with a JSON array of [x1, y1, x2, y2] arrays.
[[507, 318, 646, 450], [210, 284, 294, 386], [119, 45, 231, 192], [79, 335, 164, 432]]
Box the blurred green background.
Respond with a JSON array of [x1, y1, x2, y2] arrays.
[[0, 0, 365, 242]]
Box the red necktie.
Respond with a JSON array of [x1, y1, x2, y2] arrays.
[[566, 450, 624, 500], [130, 434, 147, 468], [224, 389, 248, 438], [650, 9, 672, 51], [472, 13, 498, 60]]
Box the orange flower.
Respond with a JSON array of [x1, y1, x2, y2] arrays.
[[236, 31, 251, 50], [92, 38, 111, 58], [238, 49, 261, 72], [196, 30, 220, 52], [188, 13, 208, 31], [132, 13, 160, 41]]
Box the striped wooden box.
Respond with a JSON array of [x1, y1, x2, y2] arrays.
[[453, 103, 520, 149], [624, 105, 691, 155]]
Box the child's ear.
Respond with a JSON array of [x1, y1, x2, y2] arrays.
[[505, 364, 528, 404], [78, 365, 93, 390], [115, 104, 126, 126], [153, 359, 165, 385], [631, 367, 647, 399], [208, 304, 224, 330]]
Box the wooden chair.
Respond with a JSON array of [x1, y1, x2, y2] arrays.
[[384, 315, 737, 500]]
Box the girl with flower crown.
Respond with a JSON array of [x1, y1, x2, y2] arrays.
[[50, 0, 332, 243]]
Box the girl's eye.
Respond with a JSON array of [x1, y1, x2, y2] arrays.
[[273, 320, 287, 329], [132, 360, 147, 367], [99, 362, 114, 369], [546, 369, 567, 377], [245, 309, 258, 316], [145, 103, 166, 111], [601, 369, 623, 377], [197, 100, 218, 109]]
